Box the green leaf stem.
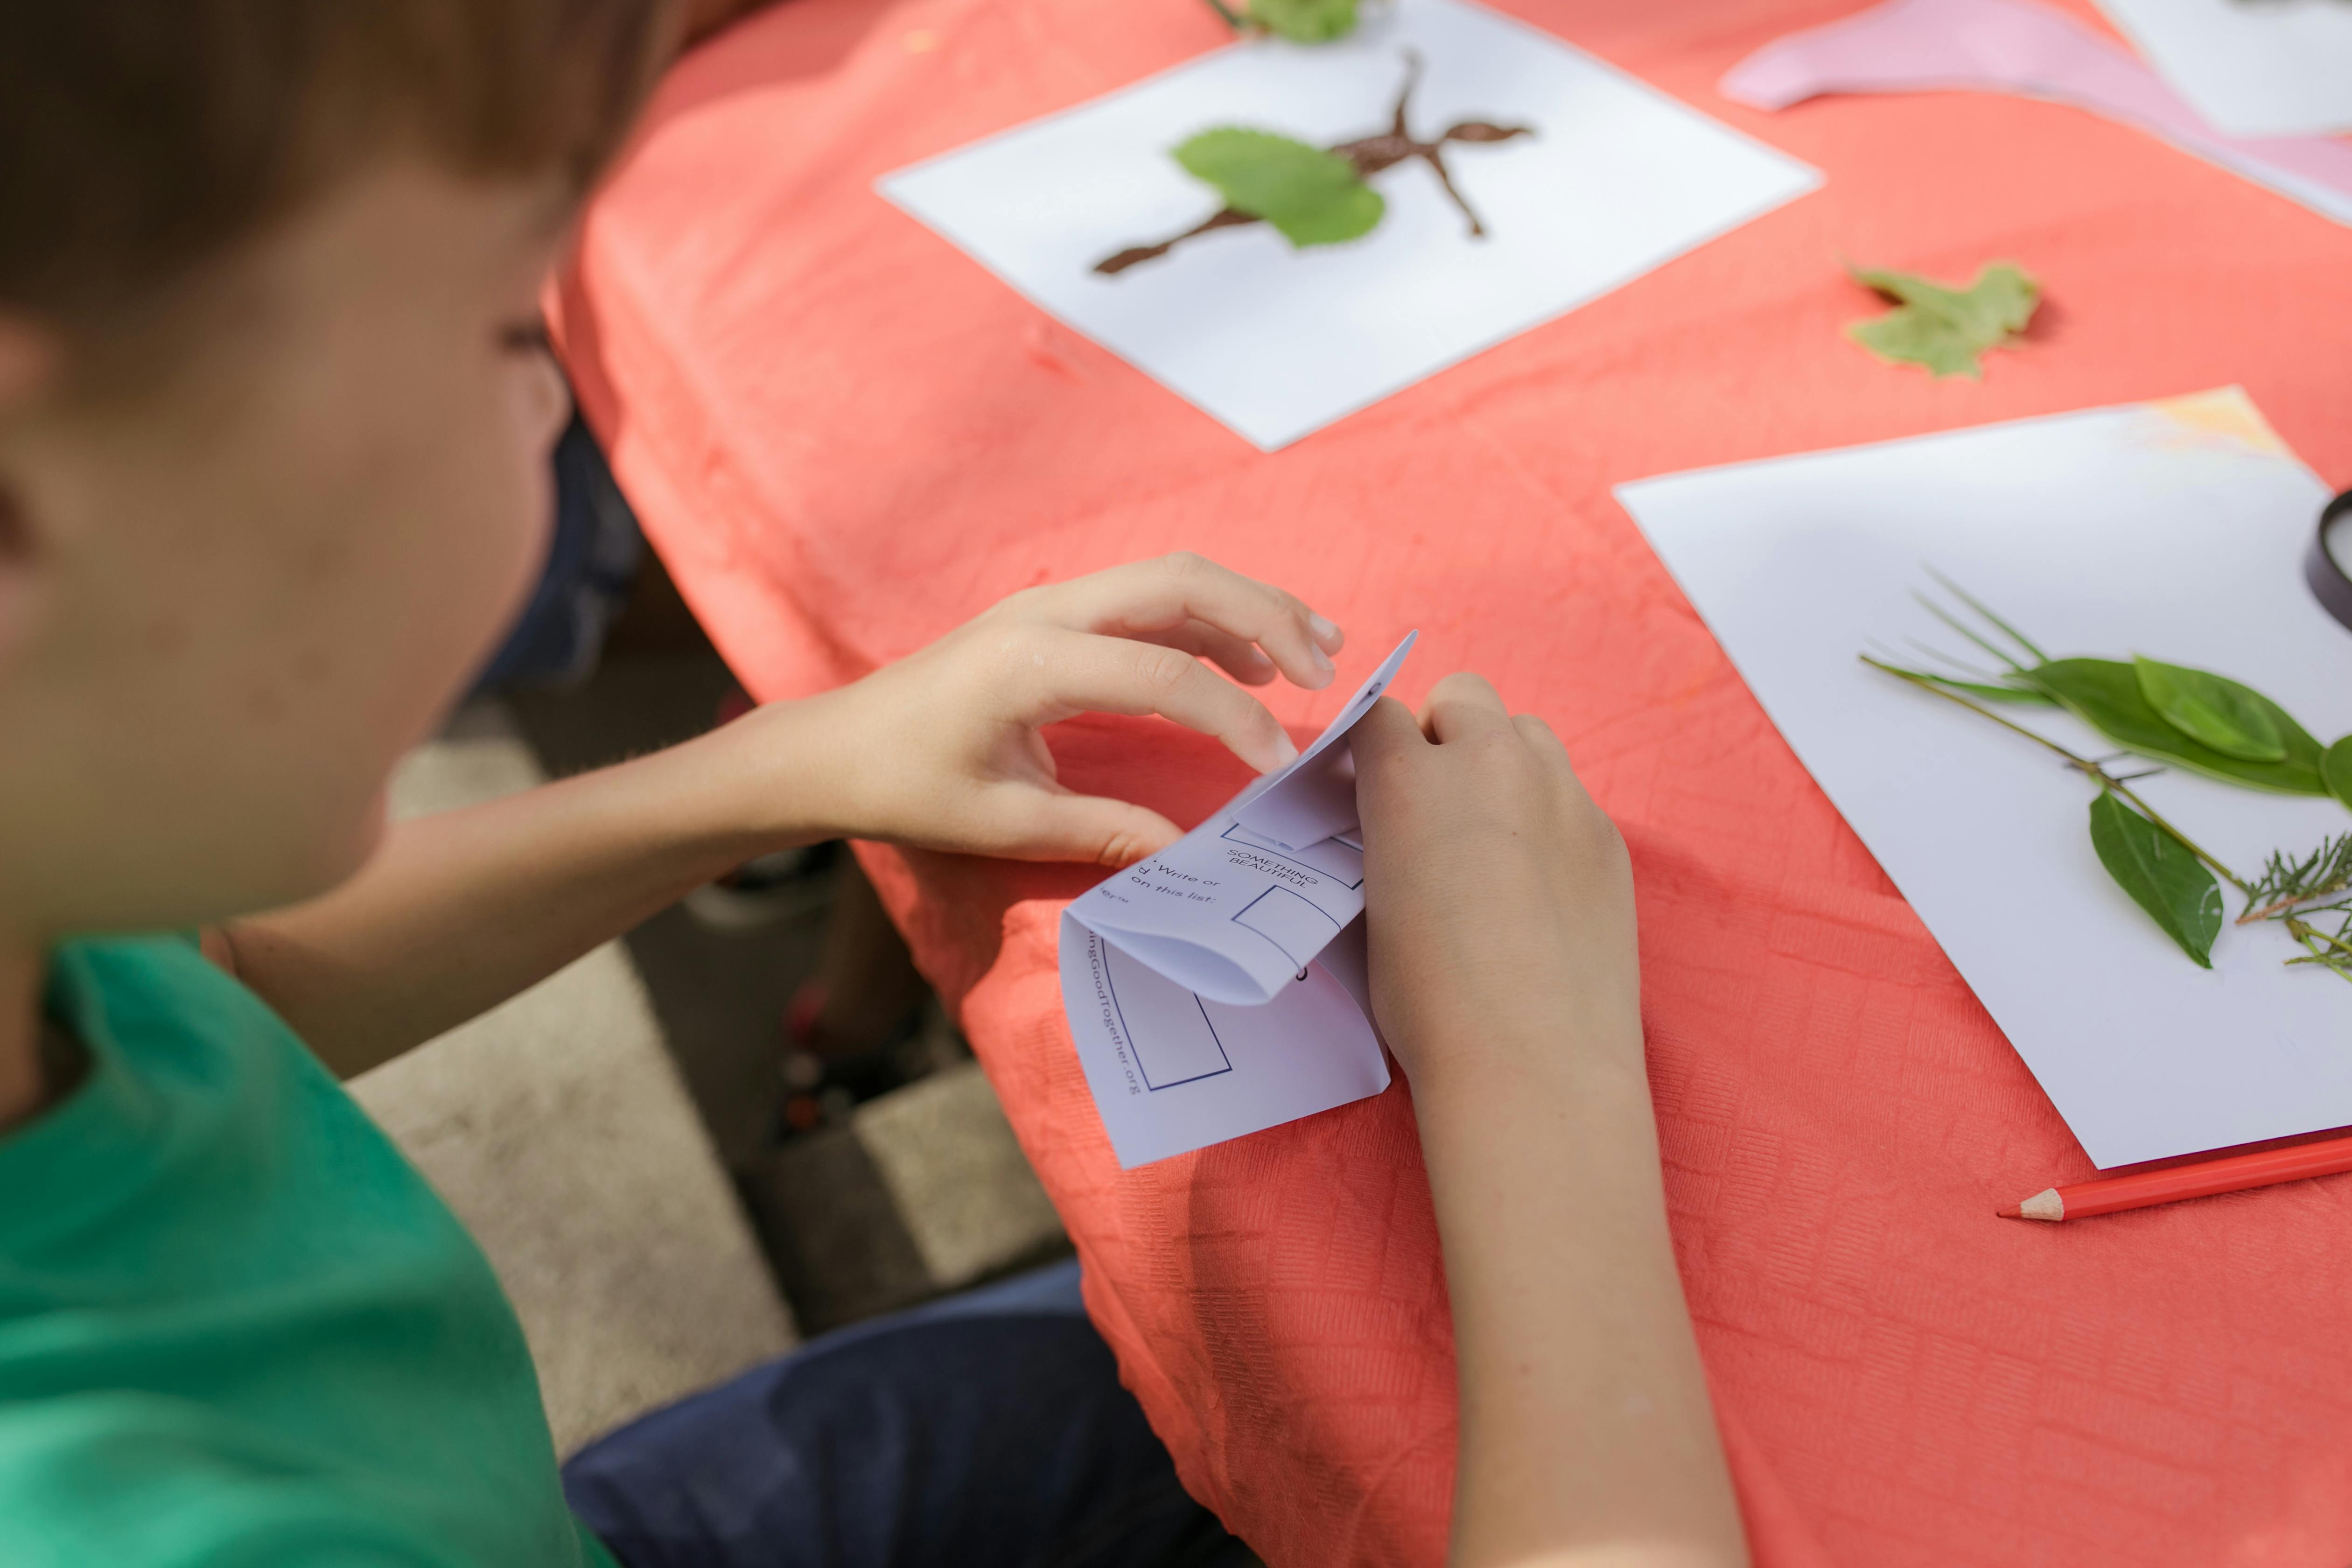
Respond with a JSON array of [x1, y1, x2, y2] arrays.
[[1875, 666, 2054, 704], [2088, 792, 2224, 967]]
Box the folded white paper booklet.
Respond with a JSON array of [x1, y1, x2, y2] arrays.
[[880, 0, 1817, 450], [1059, 635, 1415, 1166]]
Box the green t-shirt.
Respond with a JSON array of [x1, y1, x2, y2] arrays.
[[0, 937, 617, 1567]]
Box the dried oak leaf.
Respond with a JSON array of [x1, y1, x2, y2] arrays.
[[1848, 262, 2039, 378]]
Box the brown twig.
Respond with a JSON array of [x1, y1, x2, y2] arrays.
[[1095, 209, 1260, 276], [2242, 885, 2352, 925], [1094, 50, 1534, 275]]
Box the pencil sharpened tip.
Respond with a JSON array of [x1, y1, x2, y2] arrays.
[[1995, 1204, 2022, 1219]]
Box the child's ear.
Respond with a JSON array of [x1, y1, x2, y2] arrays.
[[0, 313, 61, 679]]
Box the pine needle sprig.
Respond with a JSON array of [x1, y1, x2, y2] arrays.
[[2282, 908, 2352, 983], [2242, 833, 2352, 926], [2249, 837, 2352, 988]]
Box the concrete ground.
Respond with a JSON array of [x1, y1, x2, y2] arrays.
[[350, 640, 1070, 1453]]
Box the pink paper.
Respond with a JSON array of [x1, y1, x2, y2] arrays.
[[1721, 0, 2352, 224]]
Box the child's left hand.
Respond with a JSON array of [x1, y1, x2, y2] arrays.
[[738, 553, 1346, 867]]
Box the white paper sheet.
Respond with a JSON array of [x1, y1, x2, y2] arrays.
[[1617, 389, 2352, 1169], [2094, 0, 2352, 140], [880, 0, 1819, 450], [1059, 636, 1414, 1166]]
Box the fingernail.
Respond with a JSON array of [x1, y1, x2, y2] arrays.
[[1267, 731, 1300, 770], [1309, 644, 1336, 686], [1309, 612, 1344, 650]]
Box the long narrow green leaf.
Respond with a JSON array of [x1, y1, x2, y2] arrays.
[[1923, 568, 2050, 662], [2088, 792, 2223, 967], [2132, 656, 2288, 762], [1914, 593, 2030, 672], [1866, 658, 2053, 705], [2026, 658, 2328, 796]]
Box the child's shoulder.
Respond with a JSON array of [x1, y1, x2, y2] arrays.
[[16, 933, 457, 1256], [37, 933, 326, 1144], [0, 935, 585, 1565]]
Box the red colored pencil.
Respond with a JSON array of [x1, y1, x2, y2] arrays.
[[1999, 1132, 2352, 1222]]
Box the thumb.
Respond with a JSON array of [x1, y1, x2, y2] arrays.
[[1004, 788, 1184, 868]]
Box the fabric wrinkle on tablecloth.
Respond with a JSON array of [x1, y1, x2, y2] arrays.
[[550, 0, 2352, 1562]]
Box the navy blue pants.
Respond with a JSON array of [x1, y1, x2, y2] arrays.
[[562, 1261, 1253, 1568]]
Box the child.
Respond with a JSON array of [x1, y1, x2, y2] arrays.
[[0, 4, 1745, 1565]]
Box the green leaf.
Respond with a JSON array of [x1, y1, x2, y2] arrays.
[[2131, 656, 2289, 762], [1847, 262, 2039, 379], [2087, 792, 2224, 967], [2326, 736, 2352, 812], [1246, 0, 1359, 41], [1173, 129, 1383, 248], [1920, 676, 2057, 705], [2024, 657, 2328, 796]]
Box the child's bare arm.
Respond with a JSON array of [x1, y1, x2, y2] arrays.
[[1353, 678, 1748, 1568], [215, 554, 1343, 1079]]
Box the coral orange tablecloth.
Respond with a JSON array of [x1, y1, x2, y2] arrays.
[[551, 1, 2352, 1561]]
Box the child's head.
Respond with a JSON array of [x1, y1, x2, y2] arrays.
[[0, 2, 670, 940]]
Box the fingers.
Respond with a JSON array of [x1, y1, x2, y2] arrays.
[[1029, 553, 1343, 693], [1025, 627, 1300, 774], [996, 786, 1183, 868], [1347, 695, 1428, 770], [1130, 618, 1279, 686], [1418, 672, 1511, 745], [1512, 710, 1599, 807], [1512, 710, 1568, 761]]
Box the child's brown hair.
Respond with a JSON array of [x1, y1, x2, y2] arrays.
[[0, 0, 674, 329]]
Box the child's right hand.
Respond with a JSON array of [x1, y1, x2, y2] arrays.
[[1350, 672, 1642, 1096], [1352, 679, 1750, 1568]]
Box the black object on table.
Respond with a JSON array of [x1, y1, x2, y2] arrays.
[[2308, 490, 2352, 636]]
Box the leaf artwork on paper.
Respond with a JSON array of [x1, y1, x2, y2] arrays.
[[1863, 576, 2352, 981], [1847, 263, 2039, 379], [1094, 51, 1533, 275]]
